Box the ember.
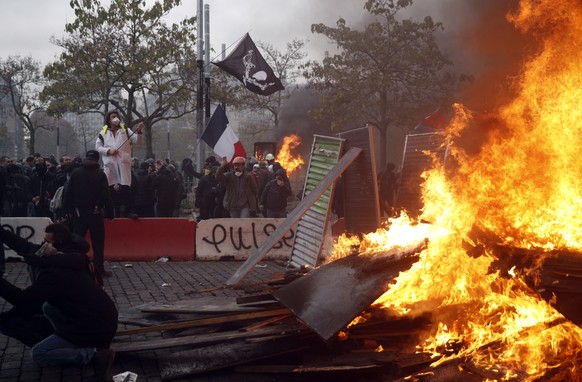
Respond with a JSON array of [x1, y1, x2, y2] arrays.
[[277, 133, 304, 176], [332, 0, 582, 380]]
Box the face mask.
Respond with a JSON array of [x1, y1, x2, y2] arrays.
[[234, 171, 243, 177], [111, 117, 120, 126]]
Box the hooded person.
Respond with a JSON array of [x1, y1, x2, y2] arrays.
[[29, 157, 56, 218], [216, 156, 258, 218], [259, 168, 292, 218], [0, 223, 118, 381]]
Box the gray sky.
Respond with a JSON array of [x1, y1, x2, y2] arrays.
[[0, 0, 368, 66], [0, 0, 524, 113]]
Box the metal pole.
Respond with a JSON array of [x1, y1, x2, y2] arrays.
[[203, 3, 211, 163], [56, 126, 60, 159], [195, 0, 204, 171], [166, 119, 170, 160]]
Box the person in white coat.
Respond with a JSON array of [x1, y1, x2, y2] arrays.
[[95, 110, 144, 217]]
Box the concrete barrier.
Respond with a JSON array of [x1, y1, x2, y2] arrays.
[[1, 217, 342, 262], [196, 218, 297, 261], [96, 218, 197, 261], [1, 217, 53, 259]]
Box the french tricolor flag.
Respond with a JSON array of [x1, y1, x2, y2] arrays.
[[201, 104, 246, 163]]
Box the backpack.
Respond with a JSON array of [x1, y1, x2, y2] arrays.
[[49, 185, 65, 213]]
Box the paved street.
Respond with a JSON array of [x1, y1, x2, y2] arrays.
[[0, 259, 287, 382]]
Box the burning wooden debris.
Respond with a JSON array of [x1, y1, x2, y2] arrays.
[[112, 243, 435, 381], [113, 229, 582, 381]]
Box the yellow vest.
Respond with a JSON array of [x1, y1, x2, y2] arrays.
[[98, 124, 132, 146]]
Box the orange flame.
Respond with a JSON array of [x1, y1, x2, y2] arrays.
[[277, 134, 304, 176], [331, 1, 582, 379]]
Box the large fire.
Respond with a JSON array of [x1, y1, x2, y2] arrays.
[[332, 1, 582, 380], [276, 134, 304, 176]]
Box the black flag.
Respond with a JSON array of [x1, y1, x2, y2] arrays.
[[213, 33, 284, 96]]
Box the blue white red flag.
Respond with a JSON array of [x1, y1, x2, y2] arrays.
[[201, 105, 246, 162]]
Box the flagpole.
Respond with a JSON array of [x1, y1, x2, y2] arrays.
[[204, 3, 211, 157], [195, 0, 204, 172]]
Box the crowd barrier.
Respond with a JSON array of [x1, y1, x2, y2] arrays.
[[98, 218, 197, 261], [2, 217, 342, 262]]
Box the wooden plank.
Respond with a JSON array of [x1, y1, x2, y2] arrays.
[[227, 147, 362, 285], [236, 364, 382, 373], [115, 308, 290, 336], [112, 323, 304, 353], [242, 314, 291, 332], [159, 338, 310, 380], [236, 294, 278, 305], [136, 296, 266, 314], [187, 277, 287, 294]]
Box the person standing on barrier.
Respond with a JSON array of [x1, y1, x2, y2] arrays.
[[95, 110, 143, 218], [216, 157, 257, 218], [63, 150, 114, 279]]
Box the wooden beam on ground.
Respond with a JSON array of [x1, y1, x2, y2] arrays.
[[135, 296, 273, 314], [112, 323, 305, 353], [242, 314, 291, 332], [226, 147, 363, 285], [187, 277, 287, 294], [115, 308, 290, 336], [235, 364, 383, 373], [159, 338, 311, 380]]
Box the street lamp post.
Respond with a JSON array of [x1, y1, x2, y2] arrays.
[[56, 126, 60, 159], [166, 119, 170, 160]]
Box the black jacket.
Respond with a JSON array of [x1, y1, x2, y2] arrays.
[[133, 168, 155, 207], [0, 230, 118, 348], [153, 167, 179, 209], [260, 179, 292, 212], [63, 159, 113, 218]]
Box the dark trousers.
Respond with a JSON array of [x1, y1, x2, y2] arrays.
[[110, 185, 132, 217], [70, 209, 106, 273], [0, 243, 5, 274]]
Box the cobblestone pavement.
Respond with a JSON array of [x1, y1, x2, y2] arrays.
[[0, 259, 287, 382]]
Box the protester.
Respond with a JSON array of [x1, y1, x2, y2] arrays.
[[167, 164, 186, 217], [0, 156, 12, 216], [216, 157, 257, 218], [256, 161, 271, 217], [181, 158, 195, 192], [8, 163, 31, 217], [132, 162, 156, 217], [195, 165, 218, 221], [63, 150, 114, 280], [49, 154, 72, 195], [95, 110, 143, 218], [152, 164, 179, 217], [29, 157, 56, 218], [0, 223, 118, 381], [265, 153, 275, 172], [260, 169, 292, 218]]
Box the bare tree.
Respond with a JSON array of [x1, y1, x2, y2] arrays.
[[0, 55, 53, 154]]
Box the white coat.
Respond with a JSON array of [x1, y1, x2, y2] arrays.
[[95, 124, 143, 186]]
